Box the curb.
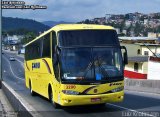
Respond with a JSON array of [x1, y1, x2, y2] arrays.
[[2, 82, 42, 117]]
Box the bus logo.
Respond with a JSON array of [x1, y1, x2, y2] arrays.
[[110, 83, 122, 86], [32, 62, 40, 69]]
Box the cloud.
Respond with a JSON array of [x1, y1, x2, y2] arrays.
[[2, 0, 160, 22]]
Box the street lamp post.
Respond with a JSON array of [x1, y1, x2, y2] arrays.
[[0, 0, 2, 88]]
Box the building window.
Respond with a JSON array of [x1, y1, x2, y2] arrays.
[[137, 49, 141, 55], [144, 51, 149, 56], [134, 63, 138, 72]]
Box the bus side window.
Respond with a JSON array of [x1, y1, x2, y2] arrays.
[[25, 46, 29, 60], [34, 40, 42, 59], [25, 39, 42, 60], [42, 33, 51, 58], [52, 31, 57, 54]]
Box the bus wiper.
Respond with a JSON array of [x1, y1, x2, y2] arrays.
[[82, 56, 109, 79], [83, 58, 95, 78]]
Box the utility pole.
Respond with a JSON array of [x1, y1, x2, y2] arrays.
[[0, 0, 2, 88]]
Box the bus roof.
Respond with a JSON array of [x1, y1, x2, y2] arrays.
[[52, 24, 114, 31], [25, 24, 115, 47]]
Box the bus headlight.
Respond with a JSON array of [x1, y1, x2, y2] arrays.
[[111, 87, 124, 93], [62, 90, 79, 95]]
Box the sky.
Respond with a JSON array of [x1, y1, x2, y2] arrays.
[[2, 0, 160, 22]]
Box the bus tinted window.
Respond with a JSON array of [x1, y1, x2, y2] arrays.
[[25, 45, 30, 60], [58, 30, 119, 46], [25, 39, 42, 60], [42, 33, 51, 58], [52, 31, 57, 54]]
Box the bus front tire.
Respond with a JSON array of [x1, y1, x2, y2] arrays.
[[98, 103, 106, 107], [49, 89, 60, 109]]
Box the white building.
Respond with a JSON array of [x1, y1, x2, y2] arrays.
[[115, 28, 120, 34], [125, 20, 132, 27], [148, 56, 160, 80], [119, 37, 160, 79]]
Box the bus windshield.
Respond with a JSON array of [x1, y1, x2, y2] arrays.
[[58, 30, 119, 46], [59, 47, 123, 83]]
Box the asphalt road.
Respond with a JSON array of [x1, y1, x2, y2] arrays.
[[2, 50, 160, 117]]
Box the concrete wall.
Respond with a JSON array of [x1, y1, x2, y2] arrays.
[[125, 78, 160, 94]]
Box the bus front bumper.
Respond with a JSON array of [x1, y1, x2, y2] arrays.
[[60, 91, 124, 106]]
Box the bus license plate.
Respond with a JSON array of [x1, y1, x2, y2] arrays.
[[91, 98, 101, 102]]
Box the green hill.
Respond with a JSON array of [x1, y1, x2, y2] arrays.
[[2, 17, 50, 35]]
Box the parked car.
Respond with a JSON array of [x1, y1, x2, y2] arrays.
[[9, 56, 15, 61]]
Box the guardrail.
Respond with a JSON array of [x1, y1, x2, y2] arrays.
[[125, 78, 160, 94]]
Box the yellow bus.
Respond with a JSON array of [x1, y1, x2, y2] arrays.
[[24, 24, 128, 108]]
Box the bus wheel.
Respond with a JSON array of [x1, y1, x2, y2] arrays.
[[97, 103, 106, 107], [29, 81, 36, 96], [49, 88, 60, 109]]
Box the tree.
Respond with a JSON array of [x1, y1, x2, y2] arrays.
[[134, 22, 142, 36], [84, 19, 90, 24], [21, 32, 36, 44]]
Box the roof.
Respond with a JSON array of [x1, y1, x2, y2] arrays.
[[139, 43, 160, 46], [128, 56, 149, 62], [120, 42, 160, 46], [149, 56, 160, 62], [119, 37, 157, 40], [25, 24, 115, 47]]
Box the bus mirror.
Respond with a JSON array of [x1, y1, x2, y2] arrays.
[[54, 46, 61, 65], [123, 52, 128, 65], [55, 46, 61, 55], [121, 46, 128, 65]]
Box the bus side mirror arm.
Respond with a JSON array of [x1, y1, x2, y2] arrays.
[[53, 53, 58, 65], [121, 46, 128, 65]]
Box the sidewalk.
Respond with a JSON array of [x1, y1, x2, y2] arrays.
[[0, 89, 17, 117]]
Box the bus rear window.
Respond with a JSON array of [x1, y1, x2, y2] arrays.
[[58, 30, 119, 46]]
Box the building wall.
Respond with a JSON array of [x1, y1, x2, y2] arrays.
[[125, 62, 134, 71], [124, 61, 147, 79], [125, 62, 143, 73], [120, 43, 160, 57], [148, 32, 157, 38], [141, 46, 160, 56], [120, 43, 141, 57], [142, 62, 148, 74]]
